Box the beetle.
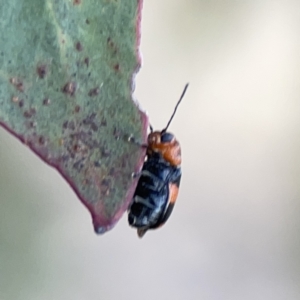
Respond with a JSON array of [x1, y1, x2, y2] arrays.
[[128, 84, 189, 237]]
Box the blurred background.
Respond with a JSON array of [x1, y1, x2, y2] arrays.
[[1, 0, 300, 299]]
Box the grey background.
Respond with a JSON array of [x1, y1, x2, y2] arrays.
[[1, 0, 300, 299]]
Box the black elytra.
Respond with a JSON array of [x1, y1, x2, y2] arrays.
[[128, 152, 181, 237]]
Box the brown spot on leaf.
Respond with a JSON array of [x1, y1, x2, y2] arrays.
[[43, 98, 51, 105], [94, 161, 101, 167], [74, 105, 81, 113], [62, 82, 77, 96], [73, 144, 82, 152], [73, 158, 85, 171], [107, 37, 112, 43], [75, 42, 83, 51], [62, 121, 68, 129], [29, 121, 37, 128], [114, 64, 120, 72], [82, 113, 99, 132], [37, 64, 47, 78], [100, 119, 107, 126], [10, 77, 24, 92], [38, 136, 46, 145], [84, 57, 89, 67], [73, 0, 81, 4], [19, 99, 24, 107], [88, 87, 100, 97], [101, 147, 110, 157], [23, 108, 36, 118], [107, 37, 114, 48], [107, 37, 118, 54]]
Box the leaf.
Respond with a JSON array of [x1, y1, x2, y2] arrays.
[[0, 0, 147, 233]]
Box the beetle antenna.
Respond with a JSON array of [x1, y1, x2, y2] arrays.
[[162, 83, 189, 133]]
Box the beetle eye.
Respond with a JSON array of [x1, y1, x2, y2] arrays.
[[161, 132, 174, 143]]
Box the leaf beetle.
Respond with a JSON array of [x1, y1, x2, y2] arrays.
[[128, 84, 189, 237]]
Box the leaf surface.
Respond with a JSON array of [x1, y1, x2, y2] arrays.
[[0, 0, 147, 233]]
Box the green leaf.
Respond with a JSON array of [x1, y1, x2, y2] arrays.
[[0, 0, 147, 233]]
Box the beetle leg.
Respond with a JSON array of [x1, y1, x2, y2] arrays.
[[137, 227, 148, 238], [131, 171, 142, 178], [131, 166, 153, 179], [127, 135, 148, 148]]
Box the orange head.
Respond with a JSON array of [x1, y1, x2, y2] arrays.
[[147, 131, 181, 166]]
